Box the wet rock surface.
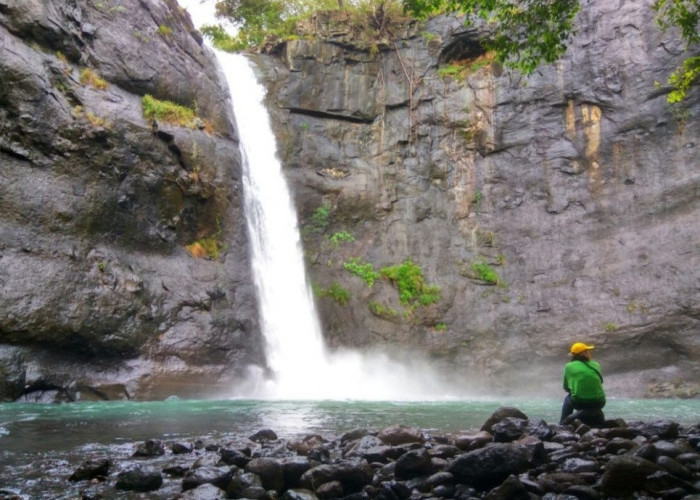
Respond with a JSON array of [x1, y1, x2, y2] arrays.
[[0, 0, 261, 401], [3, 408, 698, 499], [255, 0, 700, 395]]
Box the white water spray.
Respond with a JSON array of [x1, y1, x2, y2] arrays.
[[181, 0, 461, 400]]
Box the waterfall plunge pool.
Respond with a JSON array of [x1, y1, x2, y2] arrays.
[[1, 397, 697, 454], [1, 398, 697, 499]]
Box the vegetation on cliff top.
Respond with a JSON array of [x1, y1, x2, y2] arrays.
[[204, 0, 697, 99]]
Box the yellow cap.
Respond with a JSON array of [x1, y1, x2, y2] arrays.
[[570, 342, 595, 354]]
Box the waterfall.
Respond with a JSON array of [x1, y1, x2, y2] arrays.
[[219, 51, 328, 398], [218, 52, 457, 400], [180, 0, 460, 400]]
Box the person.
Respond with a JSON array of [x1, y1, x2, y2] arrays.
[[560, 342, 606, 426]]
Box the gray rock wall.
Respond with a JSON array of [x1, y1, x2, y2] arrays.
[[254, 1, 699, 398], [0, 0, 262, 401]]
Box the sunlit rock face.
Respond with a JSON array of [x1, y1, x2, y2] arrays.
[[254, 1, 699, 397], [0, 0, 262, 401]]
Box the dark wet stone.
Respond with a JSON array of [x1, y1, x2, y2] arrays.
[[182, 465, 234, 491], [395, 448, 432, 479], [448, 443, 535, 490], [250, 429, 279, 443], [638, 420, 680, 440], [226, 471, 263, 498], [315, 480, 343, 499], [115, 465, 163, 492], [454, 431, 493, 451], [282, 457, 313, 488], [221, 448, 251, 467], [172, 442, 193, 454], [491, 417, 528, 443], [133, 439, 165, 457], [480, 407, 529, 433], [299, 460, 373, 493], [483, 474, 530, 500], [599, 455, 663, 497], [69, 458, 110, 482], [378, 425, 425, 446], [245, 457, 285, 492]]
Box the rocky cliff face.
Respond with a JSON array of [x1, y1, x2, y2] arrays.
[[0, 0, 697, 403], [0, 0, 262, 401], [254, 1, 699, 398]]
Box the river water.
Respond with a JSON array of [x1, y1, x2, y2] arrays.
[[1, 397, 697, 453], [0, 398, 697, 498]]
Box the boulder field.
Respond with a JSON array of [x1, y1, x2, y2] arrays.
[[4, 407, 697, 499]]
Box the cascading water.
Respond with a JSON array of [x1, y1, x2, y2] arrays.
[[221, 52, 454, 400], [182, 0, 460, 400], [220, 52, 328, 397]]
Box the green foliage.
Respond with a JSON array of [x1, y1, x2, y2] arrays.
[[403, 0, 580, 75], [208, 0, 408, 51], [199, 25, 237, 51], [344, 257, 380, 287], [319, 282, 351, 305], [369, 300, 399, 318], [209, 0, 336, 50], [142, 94, 197, 128], [158, 25, 174, 37], [604, 322, 619, 332], [380, 258, 441, 306], [437, 64, 466, 80], [310, 205, 331, 233], [470, 259, 501, 285], [667, 54, 700, 103], [653, 0, 699, 102], [80, 68, 109, 90], [653, 0, 699, 45], [434, 322, 447, 332], [329, 230, 355, 249]]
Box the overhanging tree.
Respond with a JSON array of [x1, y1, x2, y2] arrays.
[[403, 0, 698, 99]]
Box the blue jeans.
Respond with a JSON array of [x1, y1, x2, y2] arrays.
[[560, 393, 606, 425]]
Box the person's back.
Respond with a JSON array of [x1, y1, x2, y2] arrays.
[[564, 359, 605, 403]]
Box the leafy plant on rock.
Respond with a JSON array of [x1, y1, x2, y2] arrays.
[[343, 257, 380, 287], [329, 230, 355, 249], [380, 258, 441, 306], [319, 282, 351, 305]]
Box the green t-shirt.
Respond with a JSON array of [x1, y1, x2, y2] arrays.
[[563, 360, 606, 403]]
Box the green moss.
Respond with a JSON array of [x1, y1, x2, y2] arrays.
[[80, 68, 109, 90], [437, 64, 466, 80], [369, 301, 399, 319], [470, 260, 502, 285], [142, 94, 197, 128], [157, 25, 173, 37]]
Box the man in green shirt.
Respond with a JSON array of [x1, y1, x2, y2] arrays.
[[560, 342, 606, 426]]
